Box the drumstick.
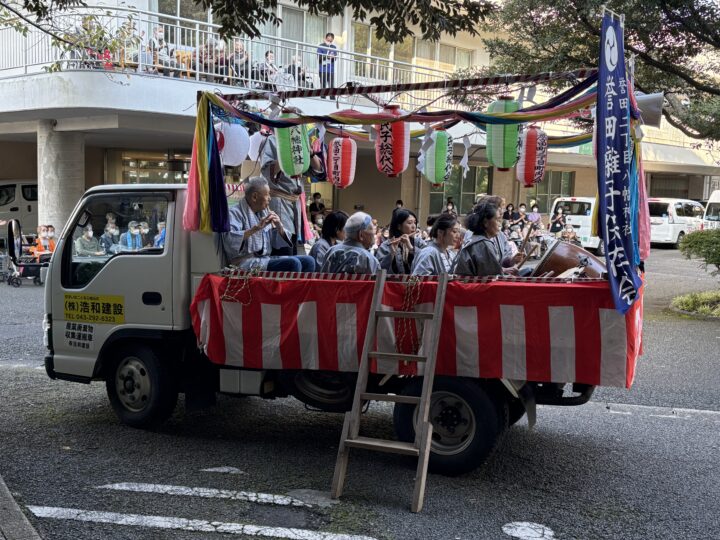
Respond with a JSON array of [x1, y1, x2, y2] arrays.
[[517, 244, 539, 270], [518, 224, 534, 256]]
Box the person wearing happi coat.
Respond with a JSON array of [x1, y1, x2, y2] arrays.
[[321, 212, 379, 275], [411, 213, 461, 275], [376, 209, 427, 274], [260, 133, 326, 256]]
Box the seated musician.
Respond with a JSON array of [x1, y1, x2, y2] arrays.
[[452, 200, 520, 277], [376, 209, 427, 274], [320, 212, 379, 274], [309, 210, 348, 269], [477, 195, 525, 270], [222, 177, 315, 272], [411, 213, 460, 275]]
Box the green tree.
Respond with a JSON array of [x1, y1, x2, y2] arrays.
[[679, 229, 720, 277], [11, 0, 495, 43], [479, 0, 720, 141]]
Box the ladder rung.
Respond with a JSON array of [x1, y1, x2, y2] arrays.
[[344, 436, 420, 456], [368, 351, 426, 362], [376, 310, 434, 320], [360, 392, 421, 405]]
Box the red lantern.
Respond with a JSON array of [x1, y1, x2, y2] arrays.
[[374, 105, 410, 178], [516, 126, 548, 187], [327, 136, 357, 189]]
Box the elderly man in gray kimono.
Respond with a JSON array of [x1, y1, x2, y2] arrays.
[[453, 200, 520, 277], [320, 212, 379, 274], [260, 133, 326, 256], [222, 177, 315, 272]]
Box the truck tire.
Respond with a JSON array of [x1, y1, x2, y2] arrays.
[[282, 371, 355, 413], [393, 377, 500, 476], [105, 345, 178, 428]]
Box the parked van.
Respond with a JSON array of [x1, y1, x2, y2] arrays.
[[648, 197, 704, 247], [0, 180, 38, 247], [702, 190, 720, 231], [549, 197, 602, 253]]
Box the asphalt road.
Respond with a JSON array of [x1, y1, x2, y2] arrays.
[[0, 248, 718, 540]]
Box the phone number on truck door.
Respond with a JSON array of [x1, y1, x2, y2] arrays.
[[64, 294, 125, 324]]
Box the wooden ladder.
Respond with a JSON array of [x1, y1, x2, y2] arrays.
[[331, 270, 449, 512]]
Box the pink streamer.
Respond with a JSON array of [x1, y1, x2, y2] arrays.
[[183, 137, 200, 231], [299, 190, 314, 244]]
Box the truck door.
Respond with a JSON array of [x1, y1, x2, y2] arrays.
[[49, 190, 175, 378]]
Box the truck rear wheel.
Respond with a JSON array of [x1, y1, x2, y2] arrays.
[[105, 345, 178, 428], [281, 371, 355, 412], [393, 377, 500, 476]]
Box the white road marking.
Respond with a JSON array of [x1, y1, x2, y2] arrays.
[[27, 506, 377, 540], [502, 521, 555, 539], [201, 466, 246, 475], [98, 483, 312, 507], [589, 402, 720, 418], [607, 410, 632, 415], [648, 414, 689, 420]]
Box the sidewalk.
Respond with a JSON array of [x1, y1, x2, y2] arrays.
[[0, 474, 41, 540]]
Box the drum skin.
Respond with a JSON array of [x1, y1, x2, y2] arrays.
[[532, 240, 606, 278]]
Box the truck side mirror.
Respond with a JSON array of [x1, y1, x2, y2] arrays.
[[7, 219, 22, 265]]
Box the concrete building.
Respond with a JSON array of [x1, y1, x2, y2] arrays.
[[1, 0, 718, 233]]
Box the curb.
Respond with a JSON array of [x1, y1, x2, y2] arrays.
[[668, 305, 720, 321], [0, 474, 42, 540]]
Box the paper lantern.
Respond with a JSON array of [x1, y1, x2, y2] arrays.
[[486, 96, 520, 170], [275, 114, 310, 176], [216, 123, 250, 167], [516, 126, 548, 187], [248, 131, 267, 162], [375, 105, 410, 177], [327, 136, 357, 189], [422, 129, 453, 184]]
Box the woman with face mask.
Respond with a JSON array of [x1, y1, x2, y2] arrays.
[[376, 209, 427, 274], [99, 223, 119, 254], [74, 225, 104, 256], [309, 211, 348, 268], [549, 206, 566, 234], [30, 225, 56, 262]]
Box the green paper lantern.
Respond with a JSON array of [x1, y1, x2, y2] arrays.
[[276, 113, 310, 176], [422, 129, 453, 184], [486, 96, 520, 171]]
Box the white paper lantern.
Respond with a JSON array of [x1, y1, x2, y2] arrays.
[[327, 136, 357, 189], [248, 131, 267, 162], [216, 123, 250, 167]]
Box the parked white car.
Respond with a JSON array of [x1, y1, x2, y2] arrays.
[[549, 197, 602, 253], [0, 180, 38, 248], [701, 190, 720, 231], [648, 197, 704, 247]]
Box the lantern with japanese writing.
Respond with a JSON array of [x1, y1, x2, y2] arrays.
[[327, 135, 357, 189], [422, 129, 453, 185], [486, 96, 520, 171], [516, 126, 548, 187], [374, 104, 410, 178], [216, 122, 251, 167], [275, 113, 310, 176]]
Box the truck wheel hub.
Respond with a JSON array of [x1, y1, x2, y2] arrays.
[[415, 390, 476, 456], [115, 357, 150, 412]]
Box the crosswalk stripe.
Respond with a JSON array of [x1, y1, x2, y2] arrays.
[[27, 506, 378, 540], [98, 483, 312, 507]]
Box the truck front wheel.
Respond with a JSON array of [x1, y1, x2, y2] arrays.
[[393, 377, 500, 476], [105, 345, 178, 428]]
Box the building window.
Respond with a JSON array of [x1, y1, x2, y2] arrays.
[[438, 44, 456, 70], [456, 48, 472, 69], [115, 152, 190, 184], [527, 171, 575, 213], [429, 165, 492, 215]]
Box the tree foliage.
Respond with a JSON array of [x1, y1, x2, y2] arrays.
[[480, 0, 720, 141], [679, 229, 720, 277], [15, 0, 495, 43]]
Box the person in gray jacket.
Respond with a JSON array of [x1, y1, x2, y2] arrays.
[[453, 201, 519, 277], [376, 209, 427, 274], [321, 212, 379, 274], [309, 210, 348, 268], [411, 213, 461, 275]]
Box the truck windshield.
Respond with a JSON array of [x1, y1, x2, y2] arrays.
[[706, 203, 720, 221], [62, 193, 169, 288]]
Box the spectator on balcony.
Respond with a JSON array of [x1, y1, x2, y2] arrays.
[[286, 55, 311, 88], [150, 27, 180, 77], [193, 40, 219, 81], [229, 40, 251, 82], [317, 32, 338, 97], [258, 50, 279, 89]]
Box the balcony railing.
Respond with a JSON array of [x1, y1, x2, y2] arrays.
[[0, 4, 459, 110]]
